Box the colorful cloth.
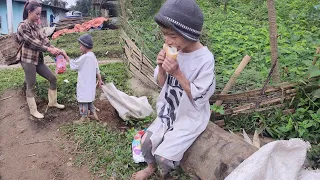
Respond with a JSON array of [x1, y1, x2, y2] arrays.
[[52, 17, 108, 40], [132, 129, 146, 163]]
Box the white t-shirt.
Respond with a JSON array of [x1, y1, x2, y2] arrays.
[[70, 52, 100, 102], [150, 46, 216, 161]]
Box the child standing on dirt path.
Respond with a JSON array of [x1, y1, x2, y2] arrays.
[[131, 0, 215, 179], [62, 34, 104, 123]]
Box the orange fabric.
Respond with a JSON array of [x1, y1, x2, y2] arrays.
[[52, 17, 108, 40]]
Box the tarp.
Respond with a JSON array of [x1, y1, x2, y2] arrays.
[[52, 17, 108, 40]]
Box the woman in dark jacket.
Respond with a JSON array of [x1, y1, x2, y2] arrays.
[[17, 1, 64, 119]]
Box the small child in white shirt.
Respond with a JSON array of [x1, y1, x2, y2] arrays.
[[62, 34, 103, 123]]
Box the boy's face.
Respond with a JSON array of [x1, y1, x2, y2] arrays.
[[160, 26, 191, 51], [79, 44, 87, 54]]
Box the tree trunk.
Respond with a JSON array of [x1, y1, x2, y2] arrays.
[[267, 0, 281, 83], [181, 122, 258, 180]]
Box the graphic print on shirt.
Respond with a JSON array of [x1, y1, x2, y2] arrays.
[[159, 74, 183, 131]]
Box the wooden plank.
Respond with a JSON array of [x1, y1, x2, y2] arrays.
[[129, 63, 158, 89]]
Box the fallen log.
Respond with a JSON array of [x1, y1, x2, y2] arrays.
[[181, 122, 258, 180]]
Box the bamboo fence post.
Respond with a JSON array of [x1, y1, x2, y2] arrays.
[[215, 55, 252, 106]]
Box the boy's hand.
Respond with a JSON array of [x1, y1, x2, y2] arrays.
[[61, 50, 70, 62], [162, 56, 181, 77], [157, 49, 166, 66], [97, 80, 104, 88]]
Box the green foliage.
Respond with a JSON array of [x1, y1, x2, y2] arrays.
[[211, 104, 225, 115], [36, 63, 130, 104], [308, 144, 320, 169], [126, 0, 320, 91], [70, 0, 92, 16], [225, 94, 320, 144], [42, 0, 68, 8], [51, 30, 122, 59], [125, 0, 165, 19], [0, 68, 25, 95]]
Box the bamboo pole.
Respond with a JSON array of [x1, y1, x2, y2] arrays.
[[215, 55, 251, 106], [119, 0, 127, 22]]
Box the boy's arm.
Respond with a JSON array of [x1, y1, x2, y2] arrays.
[[68, 56, 85, 71], [154, 65, 167, 87], [163, 57, 215, 108], [174, 71, 192, 99], [96, 63, 104, 88], [158, 66, 167, 87], [162, 57, 192, 99]]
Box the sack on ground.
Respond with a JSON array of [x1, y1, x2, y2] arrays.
[[225, 139, 320, 180], [100, 83, 154, 121]]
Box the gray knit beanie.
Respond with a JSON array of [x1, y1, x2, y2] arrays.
[[154, 0, 204, 42], [78, 34, 93, 49]]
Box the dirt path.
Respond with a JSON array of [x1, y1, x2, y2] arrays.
[[0, 90, 97, 180], [0, 59, 123, 70]]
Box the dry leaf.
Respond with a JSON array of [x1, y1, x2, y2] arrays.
[[253, 130, 261, 148], [242, 129, 253, 145]]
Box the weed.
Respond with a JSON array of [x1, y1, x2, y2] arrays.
[[61, 121, 190, 179], [0, 68, 25, 95]]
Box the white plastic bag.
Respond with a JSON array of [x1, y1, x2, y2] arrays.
[[100, 83, 154, 121], [225, 139, 311, 180]]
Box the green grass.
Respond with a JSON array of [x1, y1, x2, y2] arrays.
[[61, 121, 190, 180], [51, 30, 123, 59], [0, 68, 25, 95]]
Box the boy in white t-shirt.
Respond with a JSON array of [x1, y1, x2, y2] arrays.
[[62, 34, 103, 123], [131, 0, 215, 179]]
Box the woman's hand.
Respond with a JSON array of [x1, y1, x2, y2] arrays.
[[47, 47, 61, 56]]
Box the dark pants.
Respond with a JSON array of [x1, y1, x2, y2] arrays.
[[21, 60, 57, 97], [78, 102, 95, 117]]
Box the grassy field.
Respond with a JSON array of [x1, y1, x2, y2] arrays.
[[50, 30, 123, 60]]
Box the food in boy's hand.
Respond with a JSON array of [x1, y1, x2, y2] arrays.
[[163, 43, 178, 60]]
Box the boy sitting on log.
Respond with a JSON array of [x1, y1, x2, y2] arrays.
[[131, 0, 216, 179]]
